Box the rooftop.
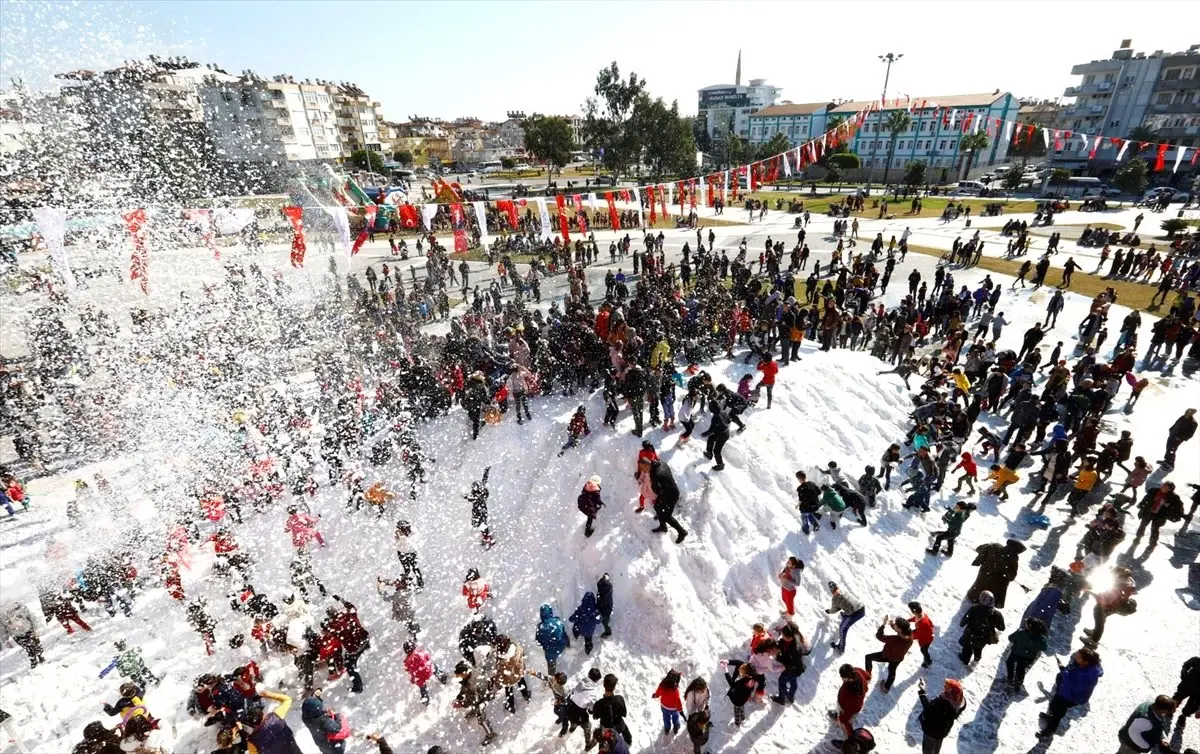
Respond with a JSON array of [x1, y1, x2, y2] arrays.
[[830, 92, 1008, 113], [750, 102, 832, 118]]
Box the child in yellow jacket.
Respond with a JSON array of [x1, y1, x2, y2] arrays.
[[985, 464, 1020, 500]]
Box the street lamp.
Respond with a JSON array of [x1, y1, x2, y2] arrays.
[[865, 52, 902, 195]]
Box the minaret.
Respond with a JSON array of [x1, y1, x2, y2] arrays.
[[735, 50, 742, 86]]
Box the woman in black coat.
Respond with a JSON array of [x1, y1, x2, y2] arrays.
[[959, 590, 1005, 664], [966, 539, 1026, 608]]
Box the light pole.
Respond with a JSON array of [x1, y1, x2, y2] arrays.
[[865, 52, 902, 195]]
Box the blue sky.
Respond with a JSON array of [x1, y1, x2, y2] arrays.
[[1, 0, 1195, 122]]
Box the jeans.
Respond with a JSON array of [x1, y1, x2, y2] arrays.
[[835, 607, 865, 650], [661, 707, 681, 733], [778, 671, 799, 702], [801, 512, 820, 533]]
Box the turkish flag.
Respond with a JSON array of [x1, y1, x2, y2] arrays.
[[496, 200, 518, 229], [573, 194, 588, 234], [454, 229, 469, 253], [282, 205, 306, 267], [647, 185, 657, 224], [1154, 143, 1169, 172], [123, 208, 149, 294], [555, 193, 570, 242], [398, 203, 420, 229], [605, 192, 620, 229]]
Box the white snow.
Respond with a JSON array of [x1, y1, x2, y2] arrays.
[[1, 204, 1198, 754]]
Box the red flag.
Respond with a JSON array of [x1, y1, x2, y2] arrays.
[[689, 179, 697, 211], [619, 189, 631, 203], [450, 203, 465, 228], [1138, 141, 1151, 153], [282, 205, 306, 267], [351, 229, 370, 255], [1011, 122, 1023, 147], [605, 192, 620, 229], [454, 229, 469, 253], [555, 194, 570, 242], [122, 208, 149, 294], [351, 205, 375, 254], [398, 204, 420, 229], [750, 164, 760, 192], [659, 183, 669, 218], [1154, 142, 1169, 172], [942, 109, 950, 128], [573, 194, 588, 234], [495, 200, 518, 229], [676, 181, 686, 211], [647, 185, 657, 224]]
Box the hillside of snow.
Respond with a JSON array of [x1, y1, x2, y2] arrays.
[[2, 223, 1199, 754]]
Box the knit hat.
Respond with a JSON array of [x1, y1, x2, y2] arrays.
[[587, 474, 602, 487]]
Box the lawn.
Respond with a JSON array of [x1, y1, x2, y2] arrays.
[[743, 191, 1041, 220], [904, 244, 1180, 312]]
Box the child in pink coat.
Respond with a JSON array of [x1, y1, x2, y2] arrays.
[[284, 506, 325, 550]]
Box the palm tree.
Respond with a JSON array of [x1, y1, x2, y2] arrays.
[[1126, 125, 1158, 143], [880, 110, 913, 187], [958, 132, 990, 180]]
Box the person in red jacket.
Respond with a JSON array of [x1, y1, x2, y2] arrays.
[[951, 452, 979, 495], [634, 441, 659, 512], [651, 669, 685, 735], [232, 661, 262, 699], [909, 602, 935, 668], [463, 568, 491, 612], [402, 640, 447, 705], [828, 663, 871, 736], [755, 353, 779, 408], [323, 596, 370, 693]]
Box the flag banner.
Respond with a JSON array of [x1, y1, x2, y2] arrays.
[[647, 185, 657, 224], [184, 209, 220, 259], [689, 179, 697, 211], [282, 205, 306, 268], [534, 197, 552, 240], [123, 208, 150, 291], [1154, 143, 1169, 172], [421, 203, 438, 232], [1116, 140, 1130, 161], [454, 229, 468, 253], [496, 199, 518, 229], [633, 188, 644, 227], [473, 200, 489, 250], [573, 194, 588, 234], [351, 228, 370, 256], [325, 205, 352, 258], [1172, 147, 1188, 174], [587, 193, 599, 217], [1089, 136, 1101, 160], [659, 183, 669, 218], [606, 192, 620, 229], [32, 207, 75, 293], [450, 203, 465, 228]]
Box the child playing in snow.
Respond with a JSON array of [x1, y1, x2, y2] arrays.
[[1067, 458, 1099, 517], [951, 452, 978, 495], [652, 669, 685, 735], [462, 568, 490, 612], [634, 441, 659, 513], [736, 374, 756, 406], [284, 506, 325, 550], [723, 661, 757, 727], [858, 467, 882, 508], [985, 464, 1020, 500], [974, 427, 1002, 464], [465, 468, 494, 549], [560, 405, 591, 455]]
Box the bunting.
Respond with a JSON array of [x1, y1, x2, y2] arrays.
[[605, 192, 620, 229], [282, 205, 306, 268]]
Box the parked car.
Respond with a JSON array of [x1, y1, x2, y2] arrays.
[[1142, 187, 1176, 203]]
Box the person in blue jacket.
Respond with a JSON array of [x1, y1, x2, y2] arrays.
[[569, 592, 602, 655], [597, 574, 614, 638], [301, 689, 348, 754], [535, 603, 570, 675], [1037, 647, 1103, 739]]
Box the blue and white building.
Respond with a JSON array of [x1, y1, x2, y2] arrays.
[[747, 102, 834, 148]]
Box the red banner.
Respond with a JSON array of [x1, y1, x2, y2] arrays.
[[454, 229, 469, 253], [677, 181, 686, 211], [555, 193, 570, 243], [658, 184, 669, 219], [573, 194, 588, 234], [495, 200, 518, 229], [122, 208, 149, 294], [1154, 143, 1169, 172], [398, 204, 420, 229], [351, 229, 370, 255], [647, 185, 657, 224], [282, 206, 306, 267], [605, 192, 620, 229], [351, 204, 375, 255], [450, 203, 465, 228], [689, 179, 697, 211]]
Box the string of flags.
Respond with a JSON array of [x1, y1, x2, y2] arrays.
[[29, 100, 1197, 296]]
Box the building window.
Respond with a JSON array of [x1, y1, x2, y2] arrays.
[[240, 90, 253, 106], [220, 91, 233, 103], [1109, 120, 1120, 128], [1163, 68, 1181, 81], [938, 139, 946, 150], [1084, 75, 1095, 85], [303, 92, 317, 104], [1156, 92, 1174, 105]]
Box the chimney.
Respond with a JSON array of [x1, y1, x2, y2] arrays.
[[735, 50, 742, 87]]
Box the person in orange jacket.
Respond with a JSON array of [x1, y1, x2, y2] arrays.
[[755, 353, 779, 408], [984, 464, 1020, 500]]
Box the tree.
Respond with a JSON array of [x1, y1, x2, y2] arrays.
[[824, 162, 844, 187], [726, 134, 748, 171], [1001, 165, 1024, 192], [757, 132, 792, 162], [957, 132, 990, 180], [582, 62, 646, 180], [391, 149, 413, 167], [523, 114, 574, 187], [1049, 168, 1071, 186], [880, 110, 913, 186], [349, 149, 385, 172], [1127, 125, 1158, 143], [902, 161, 927, 190], [631, 96, 696, 181], [499, 156, 517, 169], [827, 152, 861, 171], [1161, 218, 1189, 238], [1112, 157, 1149, 203]]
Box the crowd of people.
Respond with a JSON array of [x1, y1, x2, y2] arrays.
[[1, 182, 1199, 754]]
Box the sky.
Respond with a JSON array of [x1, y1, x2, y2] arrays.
[[1, 0, 1197, 122]]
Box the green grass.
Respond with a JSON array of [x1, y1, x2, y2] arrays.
[[905, 244, 1180, 312], [743, 191, 1040, 220]]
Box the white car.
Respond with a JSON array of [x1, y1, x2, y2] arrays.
[[1142, 187, 1175, 203]]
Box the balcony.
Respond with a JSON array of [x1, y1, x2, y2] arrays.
[[1156, 77, 1200, 91], [1070, 61, 1122, 76], [1149, 101, 1200, 115], [1155, 125, 1200, 138]]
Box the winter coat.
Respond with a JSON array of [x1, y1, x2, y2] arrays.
[[569, 593, 602, 638], [458, 615, 499, 659], [829, 590, 864, 616], [403, 648, 435, 686], [535, 605, 569, 660], [724, 662, 758, 706], [284, 513, 321, 549], [0, 603, 36, 641], [462, 578, 490, 610], [796, 481, 822, 513], [300, 697, 348, 754], [912, 614, 935, 647], [958, 603, 1004, 648], [247, 691, 303, 754], [875, 624, 914, 662], [1054, 661, 1103, 705], [918, 691, 966, 739], [569, 676, 604, 711], [495, 642, 527, 687], [577, 486, 604, 517], [650, 461, 680, 509], [1137, 486, 1185, 523], [776, 633, 811, 674], [821, 488, 846, 513], [591, 694, 628, 730], [779, 565, 803, 593], [378, 582, 415, 624], [1118, 700, 1170, 753], [596, 576, 613, 619], [1007, 628, 1047, 661], [652, 682, 684, 712], [966, 540, 1025, 608], [942, 508, 969, 537], [836, 668, 871, 716]]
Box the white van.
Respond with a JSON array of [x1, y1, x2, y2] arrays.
[[954, 180, 986, 196]]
